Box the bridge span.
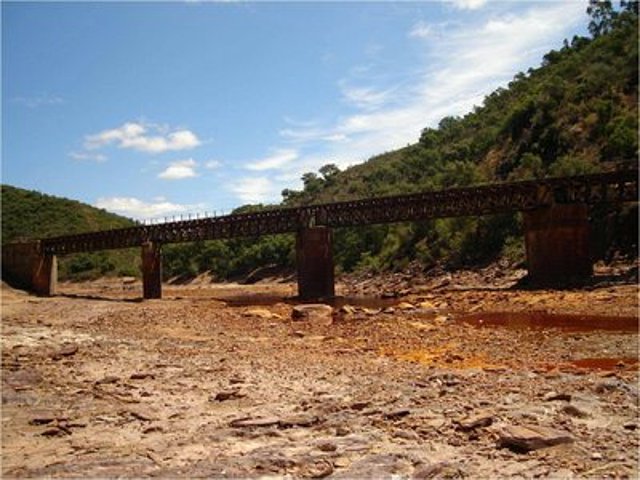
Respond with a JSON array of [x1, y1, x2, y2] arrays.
[[3, 169, 638, 299]]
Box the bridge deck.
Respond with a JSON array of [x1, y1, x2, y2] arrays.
[[41, 169, 638, 255]]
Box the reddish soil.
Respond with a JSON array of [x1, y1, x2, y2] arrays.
[[2, 270, 638, 478]]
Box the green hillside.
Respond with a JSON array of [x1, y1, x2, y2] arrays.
[[1, 185, 139, 280], [162, 3, 638, 279]]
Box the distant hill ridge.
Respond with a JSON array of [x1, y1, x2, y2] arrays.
[[1, 185, 139, 280]]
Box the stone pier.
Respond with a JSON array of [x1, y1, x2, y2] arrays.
[[523, 204, 592, 284], [1, 241, 57, 296], [32, 253, 57, 296], [141, 241, 162, 299], [296, 226, 335, 300]]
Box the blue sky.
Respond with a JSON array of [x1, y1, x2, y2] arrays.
[[3, 1, 588, 221]]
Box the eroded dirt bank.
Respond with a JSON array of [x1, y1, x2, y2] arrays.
[[2, 275, 638, 478]]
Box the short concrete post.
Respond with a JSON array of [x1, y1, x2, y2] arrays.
[[523, 204, 592, 284], [296, 226, 335, 300], [32, 252, 57, 296], [141, 241, 162, 299]]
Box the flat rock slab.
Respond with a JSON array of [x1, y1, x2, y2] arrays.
[[130, 372, 155, 380], [29, 410, 66, 425], [456, 412, 494, 431], [127, 407, 158, 422], [51, 343, 79, 360], [211, 389, 246, 402], [291, 304, 333, 322], [230, 417, 281, 428], [496, 424, 574, 452], [243, 308, 281, 320], [279, 414, 320, 428], [5, 369, 42, 389]]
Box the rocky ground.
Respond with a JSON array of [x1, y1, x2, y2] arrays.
[[2, 266, 639, 478]]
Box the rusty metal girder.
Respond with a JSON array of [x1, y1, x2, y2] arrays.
[[40, 169, 638, 255]]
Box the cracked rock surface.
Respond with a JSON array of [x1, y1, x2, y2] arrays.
[[2, 278, 638, 478]]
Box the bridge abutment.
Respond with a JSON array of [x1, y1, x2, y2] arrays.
[[523, 203, 592, 284], [296, 226, 335, 300], [141, 241, 162, 299]]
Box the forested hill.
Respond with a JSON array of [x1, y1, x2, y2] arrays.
[[161, 4, 638, 280], [1, 185, 139, 280], [283, 5, 638, 206], [1, 185, 135, 243]]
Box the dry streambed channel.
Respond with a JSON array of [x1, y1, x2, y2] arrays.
[[2, 280, 638, 478]]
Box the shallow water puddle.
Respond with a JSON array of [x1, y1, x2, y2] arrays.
[[457, 312, 638, 333], [569, 357, 638, 370]]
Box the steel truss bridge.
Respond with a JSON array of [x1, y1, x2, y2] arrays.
[[41, 169, 638, 256]]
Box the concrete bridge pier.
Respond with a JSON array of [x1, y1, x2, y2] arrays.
[[296, 226, 335, 300], [523, 203, 592, 284], [141, 241, 162, 299]]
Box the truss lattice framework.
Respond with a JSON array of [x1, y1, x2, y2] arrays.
[[40, 169, 638, 255]]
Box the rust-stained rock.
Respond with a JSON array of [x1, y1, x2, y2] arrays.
[[279, 414, 320, 428], [29, 410, 64, 425], [51, 343, 79, 359], [384, 408, 410, 420], [40, 426, 68, 437], [230, 417, 281, 428], [211, 389, 246, 402], [413, 461, 465, 479], [95, 375, 120, 385], [130, 372, 155, 380], [496, 424, 573, 452], [127, 407, 157, 422], [397, 302, 415, 310], [456, 412, 494, 431], [301, 459, 334, 479], [417, 301, 437, 311]]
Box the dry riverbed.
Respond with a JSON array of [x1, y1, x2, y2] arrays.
[[2, 273, 638, 478]]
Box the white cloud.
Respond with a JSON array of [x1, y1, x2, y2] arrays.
[[95, 196, 204, 219], [158, 158, 198, 180], [229, 177, 277, 204], [279, 128, 347, 144], [69, 151, 107, 162], [450, 0, 488, 10], [84, 122, 201, 154], [271, 1, 585, 180], [11, 94, 64, 108], [204, 159, 222, 169], [245, 148, 298, 171], [408, 20, 433, 38], [340, 83, 393, 111]]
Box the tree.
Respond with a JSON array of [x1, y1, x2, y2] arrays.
[[621, 0, 639, 14], [301, 172, 323, 194], [587, 0, 617, 37], [319, 163, 340, 181]]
